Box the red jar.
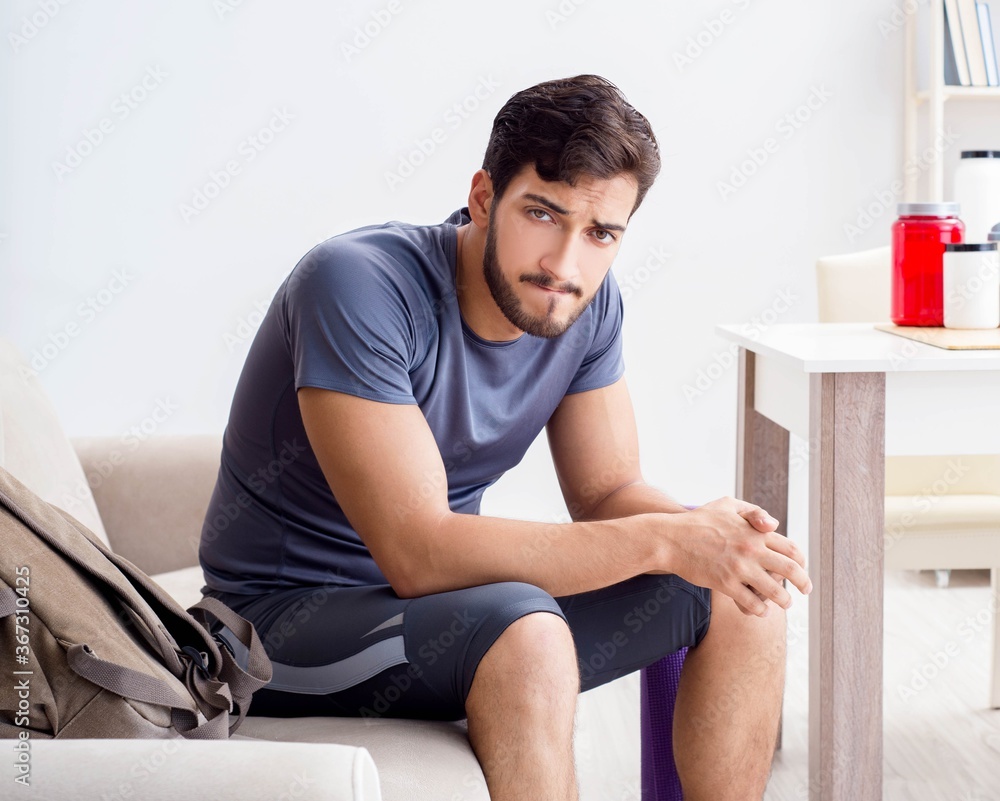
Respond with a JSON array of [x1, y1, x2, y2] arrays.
[[891, 202, 964, 326]]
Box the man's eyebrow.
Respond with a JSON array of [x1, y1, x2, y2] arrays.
[[522, 192, 627, 233]]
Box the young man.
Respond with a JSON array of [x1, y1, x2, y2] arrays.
[[199, 74, 811, 801]]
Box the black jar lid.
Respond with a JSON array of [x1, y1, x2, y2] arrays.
[[945, 242, 998, 251], [960, 151, 1000, 158]]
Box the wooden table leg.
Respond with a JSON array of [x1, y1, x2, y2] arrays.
[[736, 350, 791, 531], [808, 371, 885, 801], [736, 348, 790, 751]]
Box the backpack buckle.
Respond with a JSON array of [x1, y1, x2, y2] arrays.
[[181, 645, 210, 678]]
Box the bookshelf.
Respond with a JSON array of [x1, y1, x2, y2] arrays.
[[904, 0, 1000, 201]]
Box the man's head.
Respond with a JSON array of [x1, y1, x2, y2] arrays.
[[481, 74, 660, 217], [463, 75, 659, 340]]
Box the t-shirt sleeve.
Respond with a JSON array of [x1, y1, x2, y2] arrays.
[[279, 238, 424, 404], [565, 273, 625, 395]]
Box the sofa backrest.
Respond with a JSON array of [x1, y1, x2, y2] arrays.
[[0, 339, 110, 545]]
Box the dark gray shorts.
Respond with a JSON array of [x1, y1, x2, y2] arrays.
[[206, 573, 711, 722]]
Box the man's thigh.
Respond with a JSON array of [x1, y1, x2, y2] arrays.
[[210, 581, 566, 721], [209, 574, 709, 721], [555, 573, 712, 692]]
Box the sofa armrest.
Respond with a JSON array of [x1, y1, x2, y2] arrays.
[[72, 435, 222, 575], [29, 739, 381, 801]]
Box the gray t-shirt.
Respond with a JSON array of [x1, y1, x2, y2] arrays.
[[199, 208, 625, 594]]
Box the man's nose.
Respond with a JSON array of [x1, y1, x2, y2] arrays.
[[538, 235, 579, 283]]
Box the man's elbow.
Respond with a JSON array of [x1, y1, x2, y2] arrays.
[[367, 511, 453, 599]]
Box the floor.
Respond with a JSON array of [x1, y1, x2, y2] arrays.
[[764, 568, 1000, 801]]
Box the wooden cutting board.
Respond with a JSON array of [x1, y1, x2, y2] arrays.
[[874, 323, 1000, 350]]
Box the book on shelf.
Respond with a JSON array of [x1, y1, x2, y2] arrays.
[[958, 0, 990, 84], [977, 2, 1000, 86], [945, 0, 972, 85]]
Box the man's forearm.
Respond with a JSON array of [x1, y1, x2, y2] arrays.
[[399, 509, 675, 600], [583, 480, 691, 520], [396, 483, 692, 600]]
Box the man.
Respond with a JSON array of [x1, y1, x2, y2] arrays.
[[200, 74, 812, 801]]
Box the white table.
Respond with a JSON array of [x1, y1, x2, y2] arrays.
[[716, 322, 1000, 801]]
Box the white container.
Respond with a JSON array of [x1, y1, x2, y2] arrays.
[[943, 243, 1000, 329], [954, 151, 1000, 242]]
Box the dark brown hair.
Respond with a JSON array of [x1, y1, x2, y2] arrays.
[[482, 74, 660, 215]]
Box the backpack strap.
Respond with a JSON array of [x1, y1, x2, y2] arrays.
[[188, 596, 272, 735]]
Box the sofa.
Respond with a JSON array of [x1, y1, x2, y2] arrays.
[[0, 339, 643, 800]]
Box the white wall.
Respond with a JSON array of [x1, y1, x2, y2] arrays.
[[3, 0, 999, 530]]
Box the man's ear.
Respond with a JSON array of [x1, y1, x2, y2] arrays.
[[467, 169, 494, 228]]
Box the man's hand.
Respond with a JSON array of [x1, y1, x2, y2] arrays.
[[663, 497, 812, 617]]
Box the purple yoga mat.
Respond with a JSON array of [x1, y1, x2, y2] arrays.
[[640, 649, 687, 801]]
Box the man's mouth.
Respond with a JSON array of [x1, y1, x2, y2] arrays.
[[521, 276, 580, 297]]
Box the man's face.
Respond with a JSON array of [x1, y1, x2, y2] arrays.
[[482, 165, 638, 339]]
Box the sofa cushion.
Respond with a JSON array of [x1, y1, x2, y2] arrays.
[[240, 716, 489, 801], [0, 338, 109, 545], [151, 565, 206, 609], [31, 738, 382, 801]]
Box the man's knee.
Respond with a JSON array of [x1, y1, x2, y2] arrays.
[[705, 593, 786, 660], [477, 611, 579, 694]]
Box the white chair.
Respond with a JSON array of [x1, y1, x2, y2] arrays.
[[816, 245, 1000, 708]]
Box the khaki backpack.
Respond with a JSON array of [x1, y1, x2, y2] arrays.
[[0, 466, 271, 742]]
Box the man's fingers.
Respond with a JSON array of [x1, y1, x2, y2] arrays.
[[730, 499, 779, 534], [747, 570, 791, 609], [731, 584, 769, 617], [764, 531, 807, 568], [761, 549, 813, 596]]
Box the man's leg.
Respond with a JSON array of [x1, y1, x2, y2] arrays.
[[465, 611, 581, 801], [672, 590, 786, 801]]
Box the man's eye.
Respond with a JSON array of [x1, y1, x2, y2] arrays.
[[593, 229, 615, 242], [529, 209, 552, 221]]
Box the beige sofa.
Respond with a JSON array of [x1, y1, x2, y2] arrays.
[[0, 339, 641, 800]]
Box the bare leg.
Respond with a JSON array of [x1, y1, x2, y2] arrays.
[[465, 612, 580, 801], [673, 591, 786, 801]]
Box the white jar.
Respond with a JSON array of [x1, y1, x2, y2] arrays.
[[954, 151, 1000, 242], [943, 243, 1000, 329]]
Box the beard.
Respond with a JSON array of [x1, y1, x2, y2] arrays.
[[481, 210, 597, 339]]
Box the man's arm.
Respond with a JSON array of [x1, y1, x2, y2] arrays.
[[545, 378, 811, 611], [298, 383, 809, 612], [298, 386, 667, 600]]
